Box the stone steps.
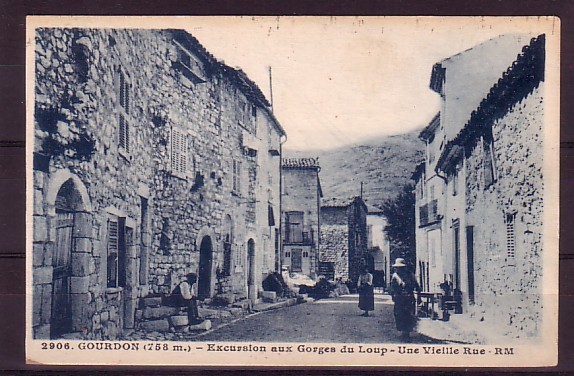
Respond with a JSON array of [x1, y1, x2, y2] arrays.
[[135, 294, 306, 336]]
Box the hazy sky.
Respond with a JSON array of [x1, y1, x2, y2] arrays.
[[170, 17, 547, 151], [182, 17, 550, 151]]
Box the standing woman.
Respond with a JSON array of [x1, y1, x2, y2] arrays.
[[357, 267, 375, 316], [390, 258, 420, 340]]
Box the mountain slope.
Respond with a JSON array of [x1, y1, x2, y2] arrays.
[[284, 130, 424, 210]]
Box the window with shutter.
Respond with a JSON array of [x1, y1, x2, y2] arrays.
[[170, 127, 188, 178], [107, 217, 129, 288], [484, 138, 497, 188], [117, 68, 131, 156], [107, 219, 119, 288], [232, 159, 242, 195]]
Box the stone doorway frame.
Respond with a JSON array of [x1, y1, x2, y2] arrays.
[[195, 226, 216, 299], [37, 169, 93, 339]]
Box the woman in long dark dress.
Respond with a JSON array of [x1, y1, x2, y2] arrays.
[[357, 267, 375, 316], [390, 258, 420, 339]]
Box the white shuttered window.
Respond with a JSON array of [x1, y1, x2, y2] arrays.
[[171, 127, 188, 177]]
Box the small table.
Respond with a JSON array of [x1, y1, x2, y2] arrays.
[[417, 292, 440, 320]]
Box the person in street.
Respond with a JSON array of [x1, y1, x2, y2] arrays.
[[390, 258, 421, 340], [172, 273, 203, 325], [357, 267, 375, 316], [335, 278, 350, 295]]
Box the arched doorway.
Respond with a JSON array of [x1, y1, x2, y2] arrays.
[[247, 239, 256, 302], [51, 179, 83, 338], [198, 236, 213, 299]]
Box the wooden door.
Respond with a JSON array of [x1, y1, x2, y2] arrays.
[[198, 236, 213, 299], [51, 211, 74, 338], [466, 226, 475, 304], [291, 249, 302, 272]]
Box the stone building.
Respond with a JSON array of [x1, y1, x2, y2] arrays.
[[281, 158, 322, 277], [414, 34, 545, 338], [32, 28, 285, 339], [319, 197, 368, 282]]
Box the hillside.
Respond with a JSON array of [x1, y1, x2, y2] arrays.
[[284, 130, 425, 210]]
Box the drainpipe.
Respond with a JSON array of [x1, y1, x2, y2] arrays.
[[278, 133, 287, 274]]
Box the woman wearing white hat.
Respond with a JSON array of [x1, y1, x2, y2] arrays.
[[390, 258, 420, 340]]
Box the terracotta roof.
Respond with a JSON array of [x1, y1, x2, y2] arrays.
[[419, 113, 440, 141], [282, 157, 320, 169], [321, 196, 367, 210], [168, 29, 286, 137], [429, 34, 533, 143], [436, 34, 545, 172]]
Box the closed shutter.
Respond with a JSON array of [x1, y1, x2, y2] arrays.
[[118, 69, 130, 153], [171, 128, 188, 176], [107, 219, 119, 288]]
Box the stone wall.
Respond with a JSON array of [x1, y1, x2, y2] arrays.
[[32, 28, 282, 339], [464, 85, 544, 338], [347, 201, 368, 282], [319, 224, 349, 280]]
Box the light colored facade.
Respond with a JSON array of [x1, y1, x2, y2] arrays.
[[366, 210, 391, 288], [415, 34, 533, 294], [32, 28, 285, 339], [280, 158, 322, 278], [415, 34, 545, 338]]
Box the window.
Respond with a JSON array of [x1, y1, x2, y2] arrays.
[[223, 236, 232, 277], [285, 251, 291, 258], [506, 213, 516, 260], [232, 159, 242, 195], [484, 138, 497, 188], [107, 217, 131, 288], [285, 211, 304, 243], [170, 127, 188, 178], [223, 215, 233, 276], [419, 179, 425, 198], [428, 138, 435, 164], [117, 69, 131, 155], [303, 251, 309, 258], [107, 220, 119, 288], [452, 170, 459, 196], [237, 99, 250, 126]]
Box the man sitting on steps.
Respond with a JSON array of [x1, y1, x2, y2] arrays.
[[171, 273, 204, 325]]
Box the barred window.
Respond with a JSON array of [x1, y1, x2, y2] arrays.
[[506, 213, 516, 260]]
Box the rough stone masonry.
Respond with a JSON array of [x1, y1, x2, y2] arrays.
[[32, 28, 285, 340]]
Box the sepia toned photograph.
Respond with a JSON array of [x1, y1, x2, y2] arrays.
[[26, 16, 559, 366]]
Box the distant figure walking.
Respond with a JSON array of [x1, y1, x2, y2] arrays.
[[172, 273, 203, 325], [390, 258, 420, 340], [357, 267, 375, 316]]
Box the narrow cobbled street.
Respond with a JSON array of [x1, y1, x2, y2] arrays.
[[193, 294, 443, 344]]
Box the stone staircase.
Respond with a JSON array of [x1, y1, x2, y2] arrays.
[[134, 295, 254, 334]]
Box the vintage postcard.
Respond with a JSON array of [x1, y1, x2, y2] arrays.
[[26, 16, 559, 367]]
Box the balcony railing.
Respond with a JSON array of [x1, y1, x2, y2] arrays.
[[419, 199, 441, 226], [284, 230, 315, 245]]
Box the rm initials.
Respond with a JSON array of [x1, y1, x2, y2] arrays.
[[494, 347, 514, 355]]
